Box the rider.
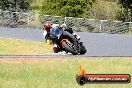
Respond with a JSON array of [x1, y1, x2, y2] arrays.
[[43, 21, 80, 53], [60, 23, 80, 40], [42, 21, 52, 44]]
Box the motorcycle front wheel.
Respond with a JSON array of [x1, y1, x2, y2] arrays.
[[61, 41, 78, 55], [79, 43, 87, 55]]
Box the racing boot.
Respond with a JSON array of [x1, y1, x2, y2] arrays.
[[53, 44, 61, 53]]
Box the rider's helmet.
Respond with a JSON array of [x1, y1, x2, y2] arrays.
[[43, 21, 52, 32]]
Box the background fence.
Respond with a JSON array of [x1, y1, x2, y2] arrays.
[[0, 11, 132, 34]]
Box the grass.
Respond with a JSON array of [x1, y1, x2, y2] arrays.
[[0, 38, 53, 55], [0, 38, 131, 88], [0, 57, 131, 88]]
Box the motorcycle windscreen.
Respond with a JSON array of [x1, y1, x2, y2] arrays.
[[50, 27, 63, 39]]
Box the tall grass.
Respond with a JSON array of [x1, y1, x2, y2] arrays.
[[0, 57, 131, 88]]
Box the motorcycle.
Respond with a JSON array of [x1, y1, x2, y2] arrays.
[[50, 27, 87, 55]]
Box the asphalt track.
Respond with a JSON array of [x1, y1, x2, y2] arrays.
[[0, 26, 132, 56]]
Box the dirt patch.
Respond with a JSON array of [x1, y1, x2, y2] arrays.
[[0, 58, 63, 63], [0, 57, 132, 63]]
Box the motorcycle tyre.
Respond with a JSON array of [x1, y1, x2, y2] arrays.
[[61, 41, 78, 55], [79, 44, 87, 55]]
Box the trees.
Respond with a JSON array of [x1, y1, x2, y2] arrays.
[[0, 0, 11, 10], [41, 0, 96, 17], [118, 0, 132, 21], [40, 0, 126, 21], [88, 0, 123, 20], [118, 0, 132, 9], [1, 0, 130, 21], [0, 0, 30, 12], [18, 0, 30, 12]]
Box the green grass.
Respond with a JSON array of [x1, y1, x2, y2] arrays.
[[0, 38, 53, 55], [0, 57, 131, 88]]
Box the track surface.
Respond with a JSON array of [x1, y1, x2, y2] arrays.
[[0, 27, 132, 56]]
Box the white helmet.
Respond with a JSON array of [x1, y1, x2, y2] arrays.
[[52, 24, 60, 28]]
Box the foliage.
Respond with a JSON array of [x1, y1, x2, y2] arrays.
[[118, 0, 132, 21], [29, 0, 44, 13], [0, 0, 30, 12], [40, 0, 129, 21], [0, 0, 10, 10], [88, 0, 123, 20], [118, 0, 132, 9], [1, 0, 131, 21], [41, 0, 96, 17]]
